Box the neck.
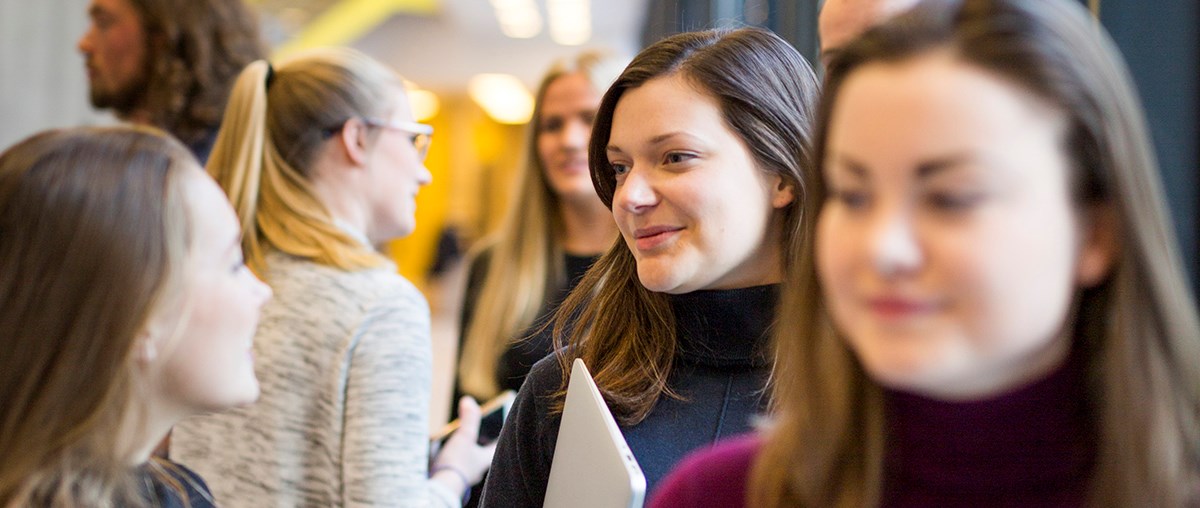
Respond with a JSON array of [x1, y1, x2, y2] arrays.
[[119, 401, 178, 466], [558, 198, 616, 255], [310, 166, 371, 245]]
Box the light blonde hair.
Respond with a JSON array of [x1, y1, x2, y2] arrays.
[[750, 0, 1200, 506], [457, 52, 623, 399], [208, 47, 404, 276], [0, 126, 196, 507]]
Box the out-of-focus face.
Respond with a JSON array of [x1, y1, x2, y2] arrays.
[[362, 88, 434, 244], [150, 168, 271, 415], [537, 72, 603, 206], [607, 74, 794, 294], [817, 52, 1113, 400], [78, 0, 148, 115]]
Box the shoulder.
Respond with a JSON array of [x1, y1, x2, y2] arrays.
[[144, 460, 217, 508], [648, 434, 761, 508], [266, 251, 428, 318]]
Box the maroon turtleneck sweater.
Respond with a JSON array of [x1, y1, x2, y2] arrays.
[[881, 349, 1095, 507], [649, 350, 1096, 508]]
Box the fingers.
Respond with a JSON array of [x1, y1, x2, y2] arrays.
[[455, 396, 482, 439]]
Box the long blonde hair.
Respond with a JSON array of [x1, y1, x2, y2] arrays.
[[0, 127, 196, 507], [550, 28, 820, 425], [750, 0, 1200, 506], [207, 48, 403, 277], [457, 52, 623, 399]]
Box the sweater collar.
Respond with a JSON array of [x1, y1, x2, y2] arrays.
[[882, 347, 1095, 499], [667, 284, 779, 368]]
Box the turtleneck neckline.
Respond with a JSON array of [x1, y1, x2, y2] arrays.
[[667, 284, 779, 368], [881, 347, 1095, 505]]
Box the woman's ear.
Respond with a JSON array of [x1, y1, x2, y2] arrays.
[[338, 118, 370, 166], [135, 332, 159, 364], [770, 175, 797, 209], [1075, 204, 1118, 288]]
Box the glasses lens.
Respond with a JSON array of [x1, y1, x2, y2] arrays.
[[413, 133, 431, 161]]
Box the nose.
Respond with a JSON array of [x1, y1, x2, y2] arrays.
[[613, 167, 657, 214], [417, 165, 433, 186], [252, 275, 273, 307], [78, 28, 94, 55], [560, 118, 589, 151], [868, 205, 922, 279]]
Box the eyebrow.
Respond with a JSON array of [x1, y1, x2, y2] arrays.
[[830, 152, 972, 180], [607, 131, 698, 155]]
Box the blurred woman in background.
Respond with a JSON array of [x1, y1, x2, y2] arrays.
[[456, 52, 623, 404], [170, 47, 492, 507]]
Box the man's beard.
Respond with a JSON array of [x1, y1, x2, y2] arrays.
[[88, 74, 148, 118]]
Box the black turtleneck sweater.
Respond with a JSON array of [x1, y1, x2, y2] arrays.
[[479, 284, 778, 507]]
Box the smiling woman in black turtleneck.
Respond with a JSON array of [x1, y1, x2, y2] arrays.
[[478, 27, 820, 506]]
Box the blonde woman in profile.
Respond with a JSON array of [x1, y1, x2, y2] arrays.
[[456, 52, 623, 405], [650, 0, 1200, 506], [0, 126, 271, 507], [169, 48, 493, 507]]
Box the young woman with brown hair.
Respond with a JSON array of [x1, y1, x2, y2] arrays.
[[480, 27, 820, 505], [0, 126, 271, 507], [651, 0, 1200, 506]]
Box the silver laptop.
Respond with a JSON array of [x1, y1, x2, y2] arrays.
[[543, 359, 646, 508]]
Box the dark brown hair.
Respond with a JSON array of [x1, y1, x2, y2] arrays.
[[129, 0, 266, 147], [0, 126, 197, 506], [550, 27, 820, 424], [751, 0, 1200, 506]]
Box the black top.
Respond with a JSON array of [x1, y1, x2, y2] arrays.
[[186, 127, 219, 166], [479, 284, 779, 507], [881, 348, 1095, 507], [137, 460, 216, 508], [457, 249, 598, 397]]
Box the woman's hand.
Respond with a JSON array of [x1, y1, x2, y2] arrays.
[[430, 397, 498, 495]]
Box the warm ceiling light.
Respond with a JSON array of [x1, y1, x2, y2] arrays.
[[490, 0, 542, 38], [468, 73, 534, 124], [548, 0, 590, 45], [408, 89, 440, 121]]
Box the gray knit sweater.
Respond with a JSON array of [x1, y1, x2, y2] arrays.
[[171, 249, 459, 508]]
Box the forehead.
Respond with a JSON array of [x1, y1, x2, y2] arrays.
[[609, 74, 725, 142], [827, 52, 1064, 164], [89, 0, 139, 18], [541, 73, 600, 111], [182, 168, 240, 254]]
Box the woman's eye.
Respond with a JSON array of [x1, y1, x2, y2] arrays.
[[664, 152, 696, 165], [611, 163, 631, 176], [926, 191, 982, 212], [541, 117, 563, 133], [829, 188, 869, 209]]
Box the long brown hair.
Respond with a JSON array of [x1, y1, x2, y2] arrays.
[[0, 126, 196, 507], [128, 0, 265, 147], [458, 52, 623, 400], [750, 0, 1200, 506], [550, 27, 820, 425]]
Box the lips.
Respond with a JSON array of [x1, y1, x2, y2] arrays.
[[867, 296, 940, 320], [633, 225, 683, 251]]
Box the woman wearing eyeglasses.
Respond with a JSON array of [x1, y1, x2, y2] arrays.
[[170, 48, 494, 508]]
